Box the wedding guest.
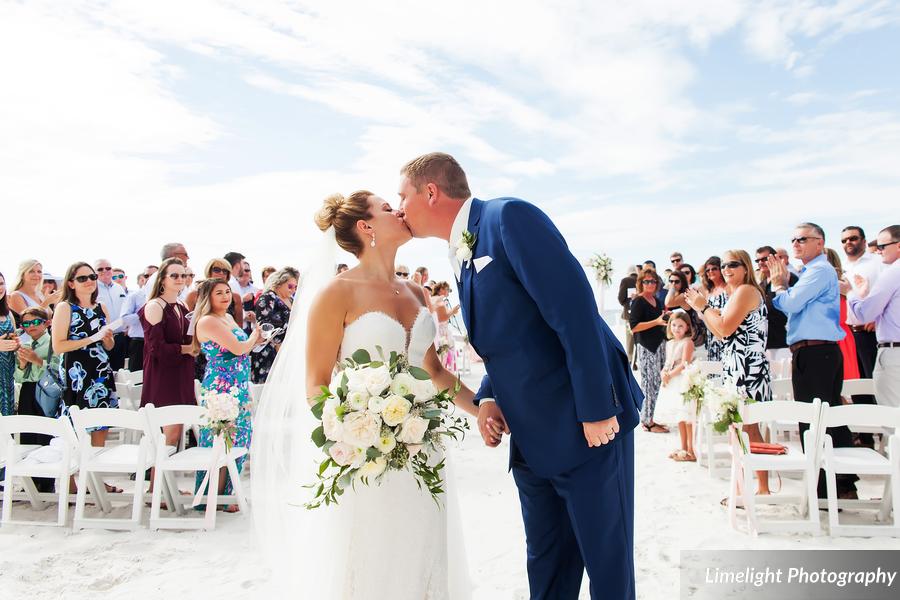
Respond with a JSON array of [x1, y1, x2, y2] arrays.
[[143, 243, 188, 295], [775, 247, 800, 277], [51, 262, 120, 479], [849, 225, 900, 409], [194, 279, 260, 511], [825, 248, 861, 380], [629, 268, 669, 433], [137, 264, 158, 289], [432, 281, 461, 371], [9, 259, 61, 317], [184, 267, 196, 291], [756, 245, 797, 372], [687, 249, 772, 495], [251, 267, 298, 384], [0, 272, 18, 417], [841, 226, 882, 408], [239, 260, 258, 330], [119, 285, 146, 372], [14, 307, 58, 492], [224, 251, 246, 296], [642, 260, 667, 304], [112, 268, 128, 292], [415, 266, 429, 286], [335, 263, 349, 275], [670, 251, 684, 270], [260, 266, 276, 287], [700, 256, 728, 362], [617, 265, 639, 368], [867, 239, 878, 254], [654, 313, 695, 461], [395, 264, 410, 279], [185, 259, 244, 323], [664, 269, 706, 353], [769, 223, 856, 499], [42, 277, 58, 299], [680, 263, 698, 286], [95, 258, 128, 370]]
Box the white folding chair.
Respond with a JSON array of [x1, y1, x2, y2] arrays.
[[0, 427, 41, 506], [0, 415, 79, 527], [728, 399, 824, 536], [69, 407, 164, 530], [143, 404, 249, 531], [693, 361, 730, 477], [820, 404, 900, 537], [841, 379, 889, 455], [766, 379, 799, 444]]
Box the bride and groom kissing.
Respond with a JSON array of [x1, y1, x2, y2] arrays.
[[253, 152, 643, 600]]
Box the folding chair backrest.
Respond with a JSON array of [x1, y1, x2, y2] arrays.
[[117, 381, 142, 411], [840, 378, 876, 398], [0, 415, 78, 447], [742, 399, 820, 427], [770, 379, 794, 401], [697, 360, 723, 376], [143, 403, 205, 432], [69, 407, 147, 442], [129, 370, 144, 385], [824, 404, 900, 429]]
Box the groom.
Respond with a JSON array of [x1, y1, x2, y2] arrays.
[[398, 153, 643, 600]]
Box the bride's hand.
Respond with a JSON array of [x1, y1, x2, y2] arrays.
[[477, 401, 508, 447]]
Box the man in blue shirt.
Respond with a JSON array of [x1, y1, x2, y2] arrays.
[[769, 222, 856, 498]]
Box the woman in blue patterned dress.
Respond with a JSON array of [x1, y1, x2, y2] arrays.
[[0, 272, 18, 417], [193, 279, 260, 512]]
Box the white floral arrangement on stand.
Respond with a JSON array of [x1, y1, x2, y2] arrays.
[[703, 378, 754, 454], [585, 253, 614, 286], [679, 362, 707, 419], [198, 387, 241, 451], [306, 347, 468, 509]]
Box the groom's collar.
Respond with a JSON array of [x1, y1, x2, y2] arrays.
[[449, 198, 473, 248]]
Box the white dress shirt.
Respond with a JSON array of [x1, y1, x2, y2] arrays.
[[448, 198, 473, 281], [97, 281, 127, 320], [845, 252, 884, 326]]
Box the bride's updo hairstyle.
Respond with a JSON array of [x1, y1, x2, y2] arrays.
[[314, 191, 374, 257]]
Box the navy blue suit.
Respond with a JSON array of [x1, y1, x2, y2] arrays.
[[457, 198, 643, 600]]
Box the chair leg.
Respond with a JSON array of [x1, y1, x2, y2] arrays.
[[131, 470, 145, 526], [1, 470, 12, 523], [89, 472, 112, 513], [742, 465, 759, 536], [163, 470, 185, 515], [21, 476, 45, 510], [204, 464, 220, 530], [877, 479, 891, 523], [825, 463, 841, 534], [74, 468, 89, 528], [150, 463, 165, 529], [727, 457, 739, 530], [57, 474, 70, 527], [891, 471, 900, 528], [226, 459, 248, 513]]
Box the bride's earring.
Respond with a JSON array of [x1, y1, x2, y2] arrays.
[[370, 231, 376, 248]]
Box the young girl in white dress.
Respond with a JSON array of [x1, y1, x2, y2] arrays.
[[655, 312, 695, 461]]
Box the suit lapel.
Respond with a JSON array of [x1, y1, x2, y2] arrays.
[[461, 199, 483, 341]]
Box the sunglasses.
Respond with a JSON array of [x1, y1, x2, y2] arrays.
[[791, 236, 821, 245], [840, 235, 861, 244], [754, 256, 770, 264], [96, 266, 112, 272], [668, 279, 681, 285], [876, 240, 899, 251], [167, 273, 189, 280], [287, 283, 297, 290], [705, 267, 720, 273], [111, 274, 125, 281], [74, 274, 99, 283], [641, 279, 658, 285], [396, 272, 409, 277], [670, 257, 682, 263], [21, 318, 46, 327], [210, 267, 229, 275], [721, 261, 743, 269]]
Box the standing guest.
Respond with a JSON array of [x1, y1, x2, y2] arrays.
[[431, 281, 461, 372], [51, 262, 120, 468], [119, 285, 146, 372], [14, 307, 58, 492], [142, 243, 189, 298], [867, 240, 878, 254], [224, 251, 246, 296], [756, 245, 797, 374], [700, 256, 728, 362], [42, 277, 59, 301], [670, 251, 684, 270], [184, 267, 196, 291], [642, 260, 667, 305], [239, 260, 258, 330], [680, 263, 698, 286], [769, 223, 856, 499], [849, 225, 900, 408], [0, 272, 18, 417], [395, 264, 410, 279], [137, 265, 158, 289], [825, 249, 861, 380], [630, 268, 669, 433], [194, 280, 260, 511], [617, 265, 639, 368], [187, 259, 244, 380], [335, 263, 349, 275], [687, 250, 772, 495], [112, 268, 128, 292], [9, 259, 61, 317], [139, 258, 196, 450], [260, 266, 276, 287], [841, 226, 882, 408], [654, 313, 695, 461], [665, 269, 706, 353], [251, 267, 298, 384], [415, 266, 430, 286], [95, 258, 128, 370], [775, 247, 800, 277]]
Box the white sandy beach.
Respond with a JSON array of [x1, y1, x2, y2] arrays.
[[2, 333, 899, 599]]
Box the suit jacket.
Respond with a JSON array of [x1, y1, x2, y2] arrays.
[[457, 198, 643, 477], [618, 274, 637, 320]]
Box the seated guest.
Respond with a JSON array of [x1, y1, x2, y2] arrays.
[[849, 225, 900, 409], [251, 267, 298, 383], [14, 307, 59, 492], [755, 245, 797, 374], [768, 222, 856, 499]]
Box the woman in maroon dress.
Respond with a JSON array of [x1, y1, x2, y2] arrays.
[[139, 258, 197, 449]]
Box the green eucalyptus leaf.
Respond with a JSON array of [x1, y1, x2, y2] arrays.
[[351, 349, 371, 364]]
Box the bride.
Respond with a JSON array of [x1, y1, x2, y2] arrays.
[[251, 191, 480, 599]]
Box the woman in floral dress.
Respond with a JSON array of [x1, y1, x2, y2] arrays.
[[193, 280, 260, 511], [0, 272, 18, 417], [250, 267, 297, 383]]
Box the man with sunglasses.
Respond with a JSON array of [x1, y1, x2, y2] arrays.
[[769, 222, 857, 499], [840, 226, 883, 410], [112, 268, 128, 293], [849, 225, 900, 409], [94, 258, 128, 370], [755, 245, 798, 368]]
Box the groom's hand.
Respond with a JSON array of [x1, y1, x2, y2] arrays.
[[477, 402, 509, 447], [583, 416, 620, 447]]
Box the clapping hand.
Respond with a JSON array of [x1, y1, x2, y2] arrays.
[[477, 401, 509, 447], [767, 256, 789, 288], [0, 336, 21, 352], [853, 274, 870, 299], [838, 277, 852, 296], [684, 287, 706, 312]]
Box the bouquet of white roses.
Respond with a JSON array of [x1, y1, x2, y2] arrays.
[[199, 387, 241, 452], [585, 253, 614, 286], [679, 362, 706, 418], [704, 378, 754, 453], [306, 347, 468, 509]]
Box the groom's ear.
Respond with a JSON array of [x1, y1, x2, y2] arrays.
[[426, 183, 439, 206]]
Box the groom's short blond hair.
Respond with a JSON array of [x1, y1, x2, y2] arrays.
[[401, 152, 471, 200]]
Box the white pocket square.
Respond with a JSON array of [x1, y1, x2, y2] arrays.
[[473, 255, 493, 273]]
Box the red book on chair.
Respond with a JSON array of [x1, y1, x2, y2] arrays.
[[749, 442, 788, 455]]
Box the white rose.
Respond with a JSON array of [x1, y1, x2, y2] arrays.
[[321, 398, 343, 442], [346, 389, 369, 411], [407, 444, 423, 457], [328, 442, 355, 466], [340, 412, 382, 448], [345, 369, 368, 394], [381, 395, 412, 427], [368, 395, 388, 413], [361, 365, 392, 396], [375, 431, 397, 454], [412, 378, 437, 403], [397, 416, 429, 444], [349, 446, 367, 468], [455, 243, 472, 263], [390, 373, 416, 397], [356, 457, 387, 480]]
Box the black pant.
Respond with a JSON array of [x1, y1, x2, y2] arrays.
[[852, 329, 878, 401], [108, 333, 129, 371], [792, 344, 857, 496], [15, 382, 55, 493], [127, 337, 144, 372]]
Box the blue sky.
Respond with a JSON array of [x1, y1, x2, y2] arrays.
[[1, 0, 898, 303]]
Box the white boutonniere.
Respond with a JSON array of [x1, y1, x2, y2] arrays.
[[455, 230, 476, 267]]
